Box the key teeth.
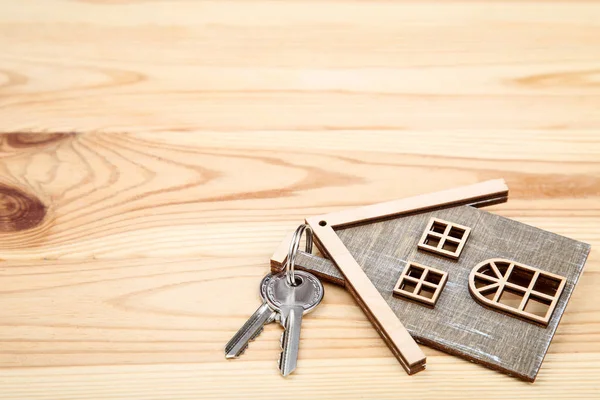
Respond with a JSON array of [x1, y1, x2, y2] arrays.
[[231, 326, 263, 357], [250, 327, 263, 342], [278, 351, 293, 377], [278, 330, 290, 376], [224, 303, 275, 361]]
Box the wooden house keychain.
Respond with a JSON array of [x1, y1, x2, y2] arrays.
[[270, 179, 590, 382], [225, 224, 325, 376]]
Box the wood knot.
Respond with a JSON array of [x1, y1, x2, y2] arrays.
[[0, 184, 46, 232], [6, 133, 74, 148]]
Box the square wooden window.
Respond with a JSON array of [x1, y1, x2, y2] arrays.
[[393, 262, 448, 307], [418, 217, 471, 259]]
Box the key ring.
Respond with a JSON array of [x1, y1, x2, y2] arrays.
[[285, 224, 313, 286]]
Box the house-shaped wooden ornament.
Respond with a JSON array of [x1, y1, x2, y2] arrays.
[[271, 180, 590, 382]]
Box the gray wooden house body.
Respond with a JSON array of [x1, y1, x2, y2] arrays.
[[276, 205, 590, 381]]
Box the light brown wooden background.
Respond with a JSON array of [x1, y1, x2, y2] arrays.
[[0, 1, 599, 399]]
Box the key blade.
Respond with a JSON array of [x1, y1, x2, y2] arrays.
[[278, 306, 303, 377], [225, 302, 275, 359]]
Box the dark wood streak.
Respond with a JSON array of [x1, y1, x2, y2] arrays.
[[0, 184, 47, 232], [514, 69, 600, 88], [0, 69, 28, 89], [5, 133, 75, 149]]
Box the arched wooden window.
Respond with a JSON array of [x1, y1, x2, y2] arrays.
[[468, 258, 566, 326]]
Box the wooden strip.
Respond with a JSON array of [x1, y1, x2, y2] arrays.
[[477, 282, 501, 294], [414, 280, 424, 295], [504, 263, 516, 281], [465, 196, 509, 209], [427, 231, 444, 238], [421, 282, 438, 290], [305, 218, 427, 372], [344, 282, 424, 375], [489, 261, 503, 280], [474, 273, 499, 283], [528, 290, 558, 302], [270, 180, 508, 270], [492, 284, 504, 303], [430, 269, 449, 306], [519, 271, 540, 311], [269, 231, 295, 271], [322, 179, 508, 227]]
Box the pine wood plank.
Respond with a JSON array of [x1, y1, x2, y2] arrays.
[[0, 256, 598, 366], [1, 356, 600, 400], [0, 134, 597, 260], [1, 2, 600, 132], [0, 0, 599, 398]]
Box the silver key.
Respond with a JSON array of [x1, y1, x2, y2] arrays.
[[264, 270, 324, 376], [224, 273, 277, 359]]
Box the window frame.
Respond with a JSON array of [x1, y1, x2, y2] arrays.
[[393, 261, 448, 307], [417, 217, 471, 259], [468, 258, 567, 326]]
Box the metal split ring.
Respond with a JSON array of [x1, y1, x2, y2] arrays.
[[285, 224, 313, 286]]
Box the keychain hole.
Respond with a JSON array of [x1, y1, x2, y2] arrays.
[[319, 220, 327, 226], [293, 276, 304, 286]]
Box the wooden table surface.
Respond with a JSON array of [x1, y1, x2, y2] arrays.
[[1, 1, 599, 399]]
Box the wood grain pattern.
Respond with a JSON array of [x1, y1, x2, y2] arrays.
[[0, 0, 599, 398]]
